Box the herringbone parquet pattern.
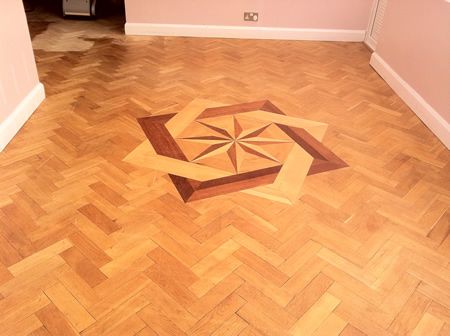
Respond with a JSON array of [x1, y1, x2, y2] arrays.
[[0, 11, 449, 336]]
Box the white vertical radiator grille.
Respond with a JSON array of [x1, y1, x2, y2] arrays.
[[370, 0, 388, 42], [365, 0, 388, 49]]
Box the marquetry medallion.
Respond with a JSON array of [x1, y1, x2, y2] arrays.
[[124, 99, 347, 204]]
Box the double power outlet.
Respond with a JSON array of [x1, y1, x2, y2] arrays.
[[244, 12, 259, 22]]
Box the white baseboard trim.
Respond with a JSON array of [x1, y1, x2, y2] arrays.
[[364, 36, 377, 51], [370, 53, 450, 149], [0, 83, 45, 152], [125, 23, 366, 42]]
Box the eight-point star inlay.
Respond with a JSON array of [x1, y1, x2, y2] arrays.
[[176, 115, 295, 174]]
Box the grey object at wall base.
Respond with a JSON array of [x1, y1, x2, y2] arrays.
[[62, 0, 96, 17]]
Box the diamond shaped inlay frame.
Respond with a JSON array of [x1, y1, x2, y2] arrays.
[[124, 99, 347, 204]]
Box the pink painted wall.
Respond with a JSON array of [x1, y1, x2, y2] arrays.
[[125, 0, 373, 30], [375, 0, 450, 123], [0, 0, 39, 123]]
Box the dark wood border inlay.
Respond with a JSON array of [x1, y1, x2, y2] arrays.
[[199, 100, 286, 119], [170, 165, 281, 202], [276, 124, 348, 175], [137, 114, 187, 161]]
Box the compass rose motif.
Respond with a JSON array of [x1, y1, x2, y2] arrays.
[[176, 114, 295, 174]]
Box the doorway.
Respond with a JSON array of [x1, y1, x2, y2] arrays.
[[24, 0, 125, 52]]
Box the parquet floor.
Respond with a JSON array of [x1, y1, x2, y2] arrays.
[[0, 8, 449, 336]]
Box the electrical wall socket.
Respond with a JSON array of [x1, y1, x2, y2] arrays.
[[244, 12, 259, 22]]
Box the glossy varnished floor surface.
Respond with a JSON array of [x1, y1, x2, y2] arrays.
[[0, 9, 449, 336]]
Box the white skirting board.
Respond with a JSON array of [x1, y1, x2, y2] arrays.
[[370, 53, 450, 149], [364, 36, 376, 51], [0, 83, 45, 152], [125, 23, 366, 42]]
